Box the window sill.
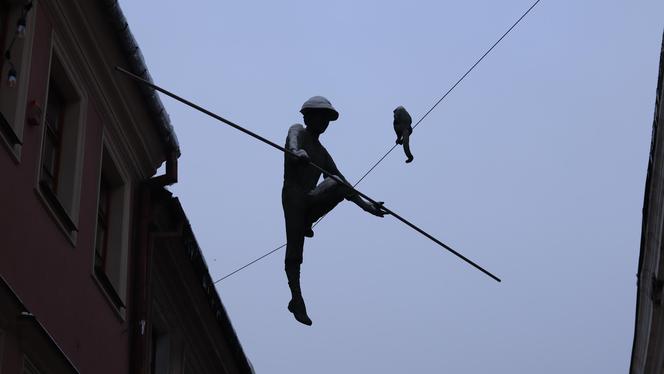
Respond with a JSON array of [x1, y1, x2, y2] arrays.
[[91, 271, 126, 321], [34, 183, 78, 246]]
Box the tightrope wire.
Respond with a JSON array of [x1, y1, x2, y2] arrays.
[[213, 0, 542, 284]]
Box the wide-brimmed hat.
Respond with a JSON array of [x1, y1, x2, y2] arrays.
[[300, 96, 339, 121]]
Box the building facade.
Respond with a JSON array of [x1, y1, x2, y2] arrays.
[[631, 32, 664, 374], [0, 1, 251, 373]]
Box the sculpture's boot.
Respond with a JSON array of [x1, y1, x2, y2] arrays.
[[286, 266, 312, 326]]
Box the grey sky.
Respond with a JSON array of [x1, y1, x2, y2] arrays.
[[119, 1, 663, 372]]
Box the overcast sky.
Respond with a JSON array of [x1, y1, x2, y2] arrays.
[[119, 1, 663, 372]]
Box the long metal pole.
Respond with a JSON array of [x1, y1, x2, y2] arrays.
[[115, 66, 501, 283]]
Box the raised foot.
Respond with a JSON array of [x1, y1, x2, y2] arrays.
[[288, 298, 313, 326]]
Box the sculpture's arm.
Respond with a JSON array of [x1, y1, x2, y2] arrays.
[[286, 124, 309, 162]]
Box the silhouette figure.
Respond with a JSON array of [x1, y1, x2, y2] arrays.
[[282, 96, 387, 326], [393, 106, 414, 163]]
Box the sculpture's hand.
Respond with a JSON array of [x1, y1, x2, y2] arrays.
[[365, 201, 387, 217], [292, 149, 310, 164]]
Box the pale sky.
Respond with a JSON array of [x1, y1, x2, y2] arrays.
[[119, 1, 664, 372]]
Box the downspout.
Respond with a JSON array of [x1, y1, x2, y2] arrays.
[[130, 151, 178, 374]]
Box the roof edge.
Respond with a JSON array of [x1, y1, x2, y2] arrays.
[[100, 0, 181, 157]]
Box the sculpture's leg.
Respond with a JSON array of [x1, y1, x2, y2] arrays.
[[285, 263, 312, 326], [282, 189, 313, 326], [306, 177, 348, 231]]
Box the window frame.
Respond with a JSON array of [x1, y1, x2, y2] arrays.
[[34, 32, 87, 245]]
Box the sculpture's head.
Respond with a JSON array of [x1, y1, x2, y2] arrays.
[[300, 96, 338, 135]]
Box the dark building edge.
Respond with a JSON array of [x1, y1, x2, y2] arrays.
[[165, 187, 254, 374], [631, 30, 664, 371]]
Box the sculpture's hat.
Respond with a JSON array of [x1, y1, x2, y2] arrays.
[[300, 96, 339, 121]]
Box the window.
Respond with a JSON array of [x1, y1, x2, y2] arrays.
[[93, 145, 130, 312], [150, 325, 170, 374], [40, 80, 65, 192], [36, 41, 86, 240], [0, 0, 35, 154], [94, 177, 110, 273]]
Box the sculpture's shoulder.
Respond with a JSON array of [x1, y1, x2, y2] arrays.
[[286, 123, 309, 146], [288, 123, 305, 132]]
